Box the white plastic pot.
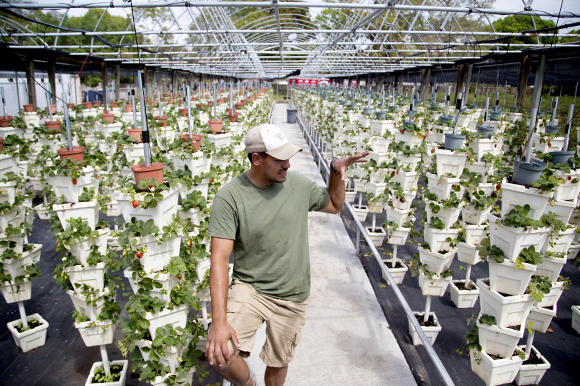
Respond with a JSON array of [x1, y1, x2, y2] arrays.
[[85, 360, 128, 386], [369, 152, 390, 165], [145, 304, 189, 340], [391, 190, 416, 211], [53, 200, 99, 231], [391, 170, 419, 191], [425, 200, 463, 229], [488, 214, 549, 262], [386, 226, 411, 245], [488, 259, 536, 297], [69, 228, 110, 266], [526, 305, 557, 333], [501, 182, 553, 221], [418, 271, 452, 297], [407, 311, 441, 346], [462, 204, 492, 226], [65, 263, 107, 295], [514, 345, 551, 386], [365, 182, 387, 196], [0, 155, 18, 179], [478, 318, 525, 358], [537, 282, 564, 308], [457, 242, 481, 265], [424, 227, 459, 253], [535, 254, 567, 282], [130, 233, 182, 273], [553, 169, 580, 201], [115, 187, 179, 229], [462, 223, 487, 245], [426, 173, 464, 201], [450, 280, 480, 308], [47, 167, 100, 203], [365, 227, 386, 247], [370, 120, 394, 136], [207, 132, 233, 148], [572, 305, 580, 334], [394, 131, 423, 147], [75, 319, 115, 347], [67, 287, 114, 321], [543, 198, 576, 224], [477, 279, 535, 329], [0, 279, 32, 303], [464, 161, 494, 183], [396, 153, 421, 173], [382, 260, 408, 285], [124, 268, 179, 303], [385, 207, 412, 227], [7, 313, 49, 353], [435, 149, 468, 177], [468, 138, 502, 162], [0, 208, 25, 233], [352, 205, 369, 222], [418, 247, 455, 275], [470, 349, 523, 386]]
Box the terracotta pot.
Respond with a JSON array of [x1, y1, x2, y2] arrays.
[[217, 98, 225, 104], [127, 129, 143, 143], [67, 103, 74, 109], [45, 105, 57, 114], [168, 99, 175, 104], [0, 137, 3, 152], [149, 101, 159, 107], [102, 113, 115, 124], [207, 101, 214, 107], [110, 101, 119, 108], [57, 146, 84, 162], [204, 94, 210, 98], [199, 103, 206, 108], [45, 121, 62, 132], [131, 162, 164, 185], [181, 134, 202, 151], [226, 111, 239, 123], [249, 96, 255, 101], [191, 97, 198, 101], [0, 116, 13, 127], [235, 102, 245, 109], [82, 102, 92, 109], [126, 105, 133, 112], [23, 104, 34, 113], [93, 101, 102, 107], [154, 115, 168, 127], [241, 99, 249, 104], [179, 108, 188, 116], [208, 119, 223, 133], [163, 92, 169, 97]]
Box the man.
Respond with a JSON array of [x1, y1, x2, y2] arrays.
[[206, 123, 368, 386]]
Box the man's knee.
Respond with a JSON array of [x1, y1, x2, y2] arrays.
[[209, 340, 241, 371]]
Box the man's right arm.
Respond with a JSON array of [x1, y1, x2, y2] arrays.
[[205, 236, 240, 367]]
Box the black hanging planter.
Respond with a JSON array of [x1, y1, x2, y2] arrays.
[[444, 133, 465, 150], [544, 125, 560, 134], [476, 125, 495, 139], [549, 150, 576, 165], [512, 157, 546, 186], [375, 111, 387, 120]]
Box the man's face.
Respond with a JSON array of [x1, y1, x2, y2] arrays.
[[259, 154, 291, 184]]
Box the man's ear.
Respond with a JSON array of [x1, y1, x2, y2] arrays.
[[251, 152, 261, 166]]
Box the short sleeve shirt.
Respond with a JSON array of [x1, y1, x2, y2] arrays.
[[208, 171, 330, 301]]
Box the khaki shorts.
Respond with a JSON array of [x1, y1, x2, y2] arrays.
[[226, 280, 309, 368]]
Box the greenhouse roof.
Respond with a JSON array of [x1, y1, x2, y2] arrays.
[[1, 0, 579, 79]]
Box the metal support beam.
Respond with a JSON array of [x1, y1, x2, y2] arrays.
[[464, 64, 474, 100], [517, 55, 531, 108], [114, 64, 121, 102], [419, 68, 431, 101], [26, 59, 36, 107], [48, 59, 56, 104], [455, 63, 466, 102], [102, 63, 108, 106]]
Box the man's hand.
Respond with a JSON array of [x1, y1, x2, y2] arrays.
[[205, 319, 242, 367], [332, 152, 370, 181]]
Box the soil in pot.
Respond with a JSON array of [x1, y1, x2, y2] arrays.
[[14, 318, 43, 332], [385, 261, 404, 269], [89, 362, 124, 384], [506, 325, 521, 331], [522, 348, 544, 365], [455, 281, 477, 291], [415, 314, 437, 327]]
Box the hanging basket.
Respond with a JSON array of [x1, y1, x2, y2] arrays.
[[227, 111, 239, 122], [125, 104, 133, 112], [444, 133, 465, 150], [181, 134, 202, 151], [93, 101, 102, 107], [101, 113, 115, 124], [57, 146, 84, 162], [23, 104, 34, 113], [45, 121, 62, 132], [82, 102, 92, 109], [126, 129, 143, 143], [154, 115, 168, 127], [208, 119, 224, 133], [512, 157, 546, 186], [549, 150, 575, 165], [476, 124, 494, 138], [179, 108, 188, 116], [0, 116, 13, 127], [131, 162, 165, 185], [45, 105, 57, 114]]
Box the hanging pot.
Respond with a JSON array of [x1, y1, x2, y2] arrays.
[[179, 108, 188, 116], [154, 115, 168, 127], [181, 134, 202, 151], [218, 98, 225, 104], [0, 116, 13, 127], [45, 105, 57, 114], [67, 103, 74, 109], [439, 115, 452, 124], [101, 113, 115, 124], [549, 150, 575, 165], [125, 104, 133, 112], [45, 120, 62, 132], [82, 102, 92, 109], [23, 104, 34, 113], [226, 111, 239, 122], [131, 162, 165, 185], [191, 97, 198, 101], [512, 157, 546, 186], [444, 133, 465, 150], [476, 124, 494, 138], [56, 146, 84, 162], [168, 98, 175, 104], [0, 137, 4, 152], [544, 125, 560, 134], [110, 101, 119, 108], [93, 101, 102, 107], [126, 129, 143, 143], [208, 119, 224, 133], [375, 111, 387, 120]]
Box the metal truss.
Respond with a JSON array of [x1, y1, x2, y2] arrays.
[[1, 0, 579, 79]]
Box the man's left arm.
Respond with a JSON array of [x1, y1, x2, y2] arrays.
[[320, 152, 370, 214]]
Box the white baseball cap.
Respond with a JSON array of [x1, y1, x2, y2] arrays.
[[245, 124, 302, 160]]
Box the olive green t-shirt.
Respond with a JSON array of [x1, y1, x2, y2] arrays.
[[208, 171, 331, 301]]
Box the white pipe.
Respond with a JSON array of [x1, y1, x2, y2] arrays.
[[17, 301, 28, 329], [100, 345, 111, 376], [187, 85, 193, 137], [423, 296, 432, 323]]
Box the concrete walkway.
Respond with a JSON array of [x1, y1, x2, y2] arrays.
[[244, 103, 417, 386]]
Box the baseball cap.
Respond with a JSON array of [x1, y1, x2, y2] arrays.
[[245, 124, 303, 160]]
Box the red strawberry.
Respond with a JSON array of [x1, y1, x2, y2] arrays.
[[494, 144, 497, 148], [177, 274, 183, 280], [132, 200, 139, 208], [431, 149, 435, 154], [496, 185, 501, 191], [136, 252, 143, 259], [186, 240, 193, 248], [72, 178, 77, 185], [568, 176, 572, 181], [423, 135, 426, 139], [54, 242, 58, 246]]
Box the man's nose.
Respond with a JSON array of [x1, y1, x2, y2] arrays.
[[282, 159, 290, 169]]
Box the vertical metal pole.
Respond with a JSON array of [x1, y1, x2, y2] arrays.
[[423, 296, 432, 323], [525, 55, 547, 163], [14, 72, 21, 112], [187, 85, 193, 137], [64, 104, 73, 151], [138, 71, 151, 168], [131, 88, 137, 129]]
